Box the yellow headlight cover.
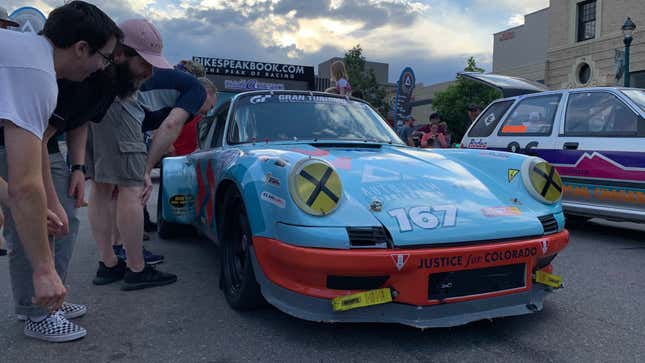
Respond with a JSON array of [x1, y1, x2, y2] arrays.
[[289, 159, 342, 216], [521, 158, 563, 204]]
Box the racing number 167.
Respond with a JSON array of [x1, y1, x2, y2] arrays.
[[388, 205, 457, 232]]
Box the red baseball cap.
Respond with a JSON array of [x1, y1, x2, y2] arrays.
[[119, 19, 172, 69]]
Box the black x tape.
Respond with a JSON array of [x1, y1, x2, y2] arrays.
[[533, 165, 562, 197], [299, 168, 339, 207]]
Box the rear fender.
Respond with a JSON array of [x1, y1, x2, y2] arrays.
[[160, 156, 197, 224]]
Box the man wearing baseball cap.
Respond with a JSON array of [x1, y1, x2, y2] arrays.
[[87, 18, 181, 291], [0, 6, 19, 29]]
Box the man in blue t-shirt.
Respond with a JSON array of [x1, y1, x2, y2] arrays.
[[87, 64, 216, 291]]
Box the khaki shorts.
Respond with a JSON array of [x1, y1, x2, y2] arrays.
[[86, 99, 147, 187]]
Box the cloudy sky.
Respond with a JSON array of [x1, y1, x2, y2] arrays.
[[4, 0, 549, 85]]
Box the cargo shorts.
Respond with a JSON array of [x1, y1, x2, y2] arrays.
[[86, 98, 147, 187]]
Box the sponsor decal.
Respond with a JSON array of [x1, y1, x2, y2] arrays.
[[264, 173, 281, 187], [479, 150, 510, 159], [481, 206, 522, 217], [193, 56, 314, 84], [391, 254, 410, 271], [508, 169, 520, 183], [250, 95, 272, 104], [276, 94, 347, 104], [541, 240, 548, 254], [261, 191, 286, 208], [416, 247, 538, 269], [563, 184, 645, 204], [225, 79, 285, 91], [467, 139, 488, 149], [169, 194, 194, 209], [388, 205, 457, 232]]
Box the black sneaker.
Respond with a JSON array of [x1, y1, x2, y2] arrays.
[[92, 259, 126, 285], [121, 265, 177, 291]]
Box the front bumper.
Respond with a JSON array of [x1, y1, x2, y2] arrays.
[[251, 230, 569, 327]]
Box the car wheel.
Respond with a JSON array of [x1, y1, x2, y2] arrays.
[[157, 172, 194, 239], [220, 188, 264, 309]]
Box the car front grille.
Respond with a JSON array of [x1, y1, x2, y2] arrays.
[[428, 263, 526, 300], [538, 214, 558, 235]]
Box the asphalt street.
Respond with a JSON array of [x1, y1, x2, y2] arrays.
[[1, 182, 644, 362]]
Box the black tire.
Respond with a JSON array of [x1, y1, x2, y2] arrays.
[[219, 188, 264, 309], [157, 172, 195, 239]]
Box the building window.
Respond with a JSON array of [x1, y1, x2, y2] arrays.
[[578, 63, 591, 84], [577, 1, 596, 42]]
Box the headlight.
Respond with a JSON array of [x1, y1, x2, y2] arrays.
[[521, 158, 563, 204], [289, 159, 343, 216]]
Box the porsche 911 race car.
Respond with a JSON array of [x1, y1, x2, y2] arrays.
[[158, 90, 568, 328]]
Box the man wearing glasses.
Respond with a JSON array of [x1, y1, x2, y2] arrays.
[[0, 1, 121, 342]]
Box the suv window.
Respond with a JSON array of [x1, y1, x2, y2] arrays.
[[565, 92, 639, 136], [467, 100, 513, 137], [499, 94, 561, 136]]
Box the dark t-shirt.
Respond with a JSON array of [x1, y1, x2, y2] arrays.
[[48, 72, 116, 153], [138, 68, 206, 132], [50, 72, 116, 132]]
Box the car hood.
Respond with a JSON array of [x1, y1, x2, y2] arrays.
[[246, 143, 554, 246]]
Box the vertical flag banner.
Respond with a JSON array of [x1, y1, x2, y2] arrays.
[[393, 67, 416, 125], [9, 7, 46, 33]]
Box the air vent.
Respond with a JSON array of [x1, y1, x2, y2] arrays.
[[538, 214, 558, 235], [346, 227, 390, 248]]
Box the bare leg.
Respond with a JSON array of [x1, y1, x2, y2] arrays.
[[116, 185, 144, 272], [88, 181, 118, 267]]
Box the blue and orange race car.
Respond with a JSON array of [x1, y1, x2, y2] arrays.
[[158, 91, 568, 328]]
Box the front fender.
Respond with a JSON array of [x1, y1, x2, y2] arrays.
[[160, 156, 196, 225]]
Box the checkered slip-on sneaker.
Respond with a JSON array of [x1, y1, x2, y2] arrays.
[[23, 311, 87, 342], [17, 302, 87, 321]]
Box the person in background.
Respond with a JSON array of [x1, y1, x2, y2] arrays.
[[418, 112, 441, 133], [420, 121, 449, 148], [467, 103, 481, 123], [438, 121, 451, 147], [397, 116, 415, 147], [0, 8, 19, 256], [330, 60, 351, 96], [0, 6, 19, 29]]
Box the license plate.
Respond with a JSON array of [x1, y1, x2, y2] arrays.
[[535, 270, 563, 288], [331, 288, 392, 312]]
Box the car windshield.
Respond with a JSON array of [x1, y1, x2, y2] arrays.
[[622, 89, 645, 112], [228, 93, 402, 144]]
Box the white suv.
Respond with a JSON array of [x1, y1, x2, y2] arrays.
[[460, 73, 645, 223]]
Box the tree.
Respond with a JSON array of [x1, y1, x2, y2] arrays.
[[431, 57, 501, 143], [343, 45, 389, 116]]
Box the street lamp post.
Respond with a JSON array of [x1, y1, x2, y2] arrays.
[[622, 17, 636, 87]]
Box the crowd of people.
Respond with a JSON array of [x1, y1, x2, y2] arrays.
[[0, 1, 216, 342]]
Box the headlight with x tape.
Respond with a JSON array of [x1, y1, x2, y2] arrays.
[[289, 159, 343, 216], [520, 157, 563, 204]]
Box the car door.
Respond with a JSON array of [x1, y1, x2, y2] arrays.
[[553, 90, 645, 218], [192, 102, 231, 232]]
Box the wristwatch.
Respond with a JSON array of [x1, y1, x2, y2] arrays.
[[70, 164, 87, 174]]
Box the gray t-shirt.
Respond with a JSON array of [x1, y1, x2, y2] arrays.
[[0, 30, 57, 140]]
